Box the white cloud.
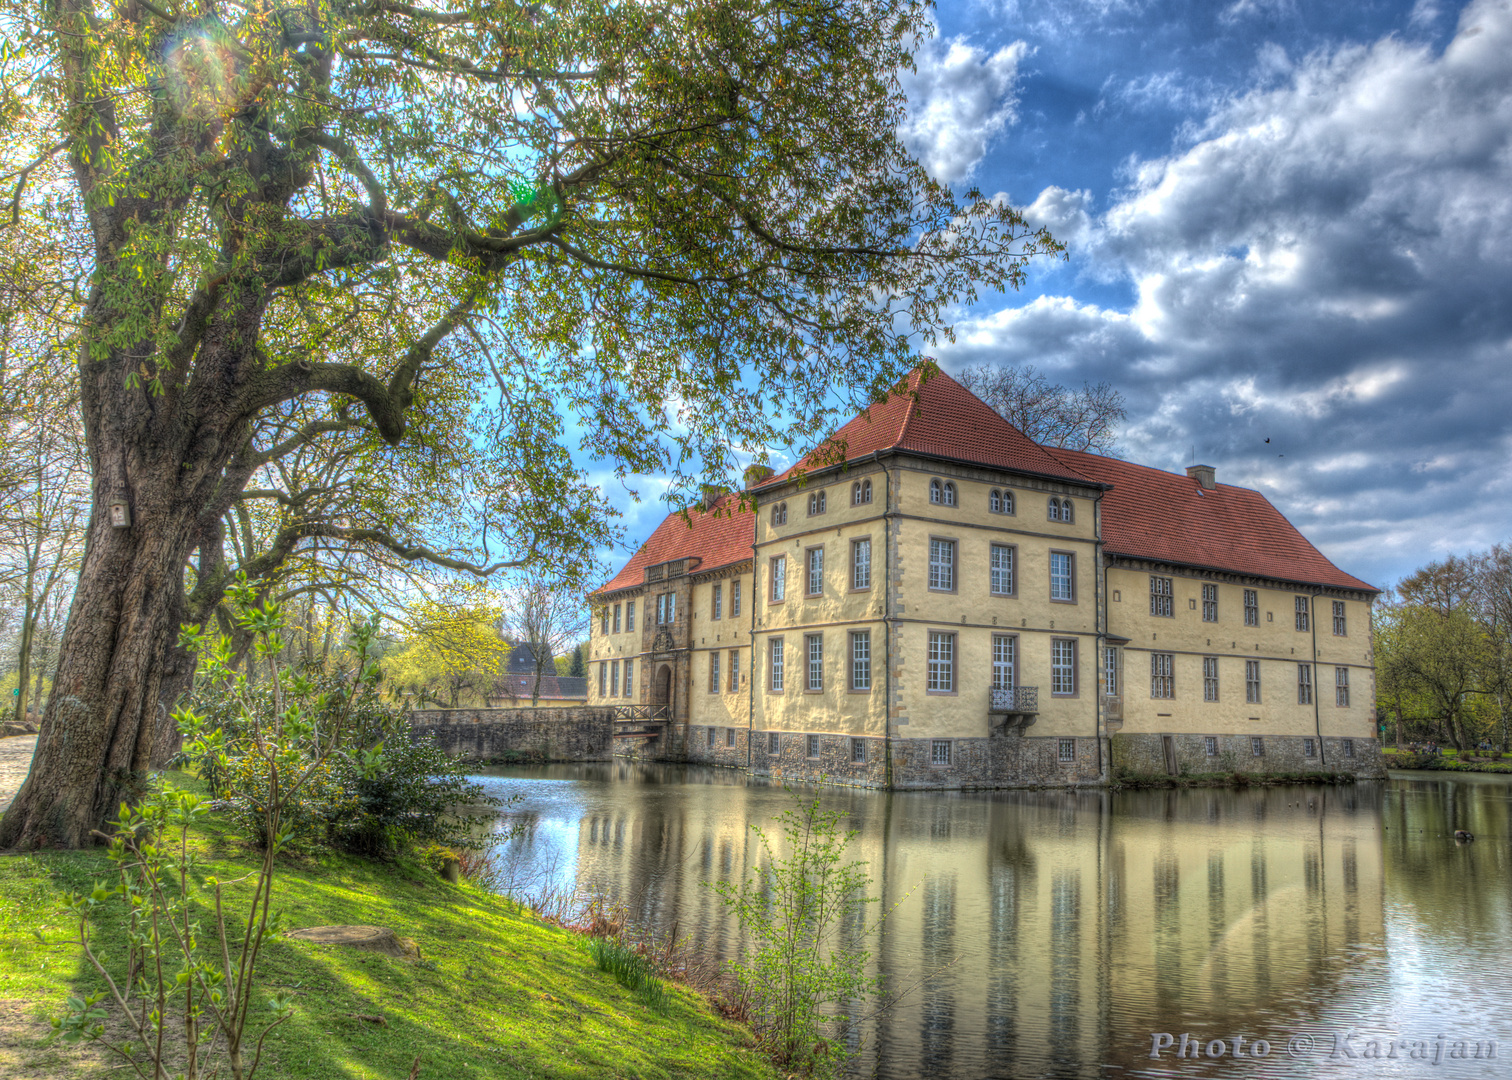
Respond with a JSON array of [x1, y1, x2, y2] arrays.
[[949, 0, 1512, 586], [899, 29, 1028, 184]]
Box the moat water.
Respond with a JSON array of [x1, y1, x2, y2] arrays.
[[470, 764, 1512, 1079]]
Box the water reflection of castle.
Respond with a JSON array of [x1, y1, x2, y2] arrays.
[[565, 772, 1387, 1080]]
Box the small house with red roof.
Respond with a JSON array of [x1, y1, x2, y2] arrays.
[[588, 368, 1383, 788]]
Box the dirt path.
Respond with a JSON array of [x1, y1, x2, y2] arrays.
[[0, 735, 37, 812]]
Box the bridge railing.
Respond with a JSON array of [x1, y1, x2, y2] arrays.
[[610, 703, 671, 722]]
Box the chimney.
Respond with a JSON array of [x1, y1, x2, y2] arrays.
[[1186, 464, 1216, 490], [700, 483, 729, 509], [742, 463, 775, 489]]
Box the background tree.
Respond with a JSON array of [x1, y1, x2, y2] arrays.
[[500, 578, 588, 706], [955, 363, 1125, 453], [385, 591, 512, 709], [0, 0, 1060, 848]]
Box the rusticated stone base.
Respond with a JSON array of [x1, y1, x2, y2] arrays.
[[1110, 732, 1386, 779], [410, 707, 613, 763]]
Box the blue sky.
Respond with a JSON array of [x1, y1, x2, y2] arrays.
[[590, 0, 1512, 593]]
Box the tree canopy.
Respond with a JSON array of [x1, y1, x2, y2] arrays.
[[0, 0, 1063, 847]]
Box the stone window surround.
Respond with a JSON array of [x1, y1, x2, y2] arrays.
[[850, 536, 873, 592], [927, 534, 958, 594], [1051, 637, 1079, 697], [804, 543, 825, 598], [804, 632, 824, 694], [849, 630, 872, 693], [990, 542, 1016, 597], [925, 628, 957, 694], [1049, 549, 1077, 604]]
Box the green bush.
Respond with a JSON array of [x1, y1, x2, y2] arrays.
[[189, 644, 500, 857]]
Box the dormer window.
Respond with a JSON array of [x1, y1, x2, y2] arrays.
[[1048, 497, 1073, 523], [771, 502, 787, 526], [807, 489, 827, 516], [852, 479, 872, 505], [989, 489, 1015, 515]]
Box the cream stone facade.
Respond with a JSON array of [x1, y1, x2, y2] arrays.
[[588, 370, 1385, 788]]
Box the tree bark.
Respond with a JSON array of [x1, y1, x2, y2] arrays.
[[0, 483, 201, 848]]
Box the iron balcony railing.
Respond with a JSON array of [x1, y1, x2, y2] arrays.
[[989, 686, 1039, 714]]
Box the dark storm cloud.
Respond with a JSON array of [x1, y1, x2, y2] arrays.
[[941, 0, 1512, 587]]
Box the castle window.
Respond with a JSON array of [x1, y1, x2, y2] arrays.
[[599, 662, 607, 697], [806, 545, 824, 596], [928, 538, 956, 591], [728, 650, 739, 691], [851, 631, 871, 691], [1246, 660, 1261, 703], [853, 479, 872, 505], [990, 488, 1015, 514], [1342, 738, 1355, 757], [600, 610, 609, 635], [930, 478, 943, 504], [768, 731, 780, 754], [1150, 576, 1173, 618], [851, 738, 867, 763], [807, 734, 821, 758], [1244, 589, 1258, 626], [805, 634, 824, 692], [931, 740, 952, 766], [1202, 584, 1218, 622], [927, 631, 955, 692], [1333, 600, 1347, 636], [852, 537, 872, 590], [712, 583, 722, 620], [772, 502, 787, 526], [1251, 737, 1264, 757], [625, 601, 635, 632], [1052, 639, 1077, 695], [730, 581, 741, 617], [1058, 738, 1076, 763], [610, 660, 620, 697], [707, 726, 716, 747], [1103, 646, 1117, 697], [623, 659, 633, 696], [1151, 653, 1174, 699], [993, 635, 1017, 693], [1295, 595, 1310, 632], [770, 555, 786, 602], [613, 603, 621, 634], [1203, 656, 1219, 701], [807, 489, 827, 516], [1298, 663, 1313, 705], [1050, 552, 1075, 602], [1048, 497, 1073, 522], [1335, 667, 1350, 707], [769, 638, 785, 691], [709, 653, 720, 693], [942, 481, 956, 506], [1304, 738, 1316, 757], [726, 727, 736, 748], [1205, 737, 1218, 756], [990, 544, 1015, 596]]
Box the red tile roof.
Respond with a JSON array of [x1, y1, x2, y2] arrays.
[[1047, 448, 1377, 592], [758, 368, 1095, 487], [594, 492, 755, 597]]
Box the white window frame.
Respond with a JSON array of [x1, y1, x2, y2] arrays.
[[712, 583, 722, 620], [731, 581, 742, 617], [1151, 652, 1174, 699], [1246, 659, 1261, 704], [927, 631, 955, 692], [1203, 656, 1219, 702], [769, 638, 785, 691], [806, 733, 821, 758], [1204, 736, 1218, 756], [623, 659, 634, 697], [1050, 551, 1075, 602], [768, 731, 780, 754], [610, 660, 620, 697], [598, 662, 607, 697], [1051, 638, 1077, 696], [990, 543, 1015, 596], [1058, 737, 1076, 763], [928, 538, 956, 592], [728, 650, 739, 692], [931, 739, 952, 766], [709, 653, 720, 693], [613, 603, 621, 634], [1202, 583, 1218, 622], [942, 481, 956, 506], [1150, 576, 1173, 618], [1333, 600, 1347, 636], [850, 631, 871, 691], [1335, 666, 1350, 707], [770, 555, 786, 602], [1104, 646, 1118, 697], [806, 545, 824, 596], [1295, 595, 1310, 632], [992, 634, 1016, 692], [1298, 663, 1313, 705], [625, 601, 635, 632], [851, 738, 867, 763], [1244, 589, 1259, 627], [805, 633, 824, 692], [852, 537, 872, 590]]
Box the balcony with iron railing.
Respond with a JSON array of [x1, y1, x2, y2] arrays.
[[989, 685, 1039, 715]]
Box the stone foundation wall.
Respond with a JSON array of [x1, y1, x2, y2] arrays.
[[1110, 732, 1385, 778], [411, 707, 613, 763]]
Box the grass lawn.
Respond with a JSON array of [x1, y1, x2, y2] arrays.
[[0, 775, 775, 1080]]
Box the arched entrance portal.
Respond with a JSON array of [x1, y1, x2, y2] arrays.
[[653, 664, 674, 717]]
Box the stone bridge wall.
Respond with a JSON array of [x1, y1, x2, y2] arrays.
[[410, 707, 613, 764]]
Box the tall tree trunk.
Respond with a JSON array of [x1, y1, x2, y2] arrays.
[[12, 593, 35, 726], [0, 479, 201, 847]]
